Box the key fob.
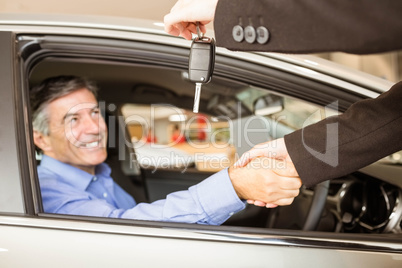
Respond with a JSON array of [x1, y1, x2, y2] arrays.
[[188, 36, 216, 84]]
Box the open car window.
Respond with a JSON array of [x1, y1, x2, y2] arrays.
[[20, 34, 401, 237]]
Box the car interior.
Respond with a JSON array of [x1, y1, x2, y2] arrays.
[[24, 34, 402, 235]]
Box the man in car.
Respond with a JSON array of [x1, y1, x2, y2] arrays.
[[31, 75, 301, 224]]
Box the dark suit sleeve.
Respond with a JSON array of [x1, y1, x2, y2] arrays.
[[284, 82, 402, 187], [214, 0, 402, 186], [214, 0, 402, 54]]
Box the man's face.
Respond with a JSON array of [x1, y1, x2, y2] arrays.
[[37, 88, 108, 174]]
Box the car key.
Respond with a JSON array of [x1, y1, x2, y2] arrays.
[[189, 22, 215, 113]]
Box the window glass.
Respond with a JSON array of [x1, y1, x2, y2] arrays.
[[24, 36, 401, 235], [121, 86, 340, 173], [121, 104, 235, 173]]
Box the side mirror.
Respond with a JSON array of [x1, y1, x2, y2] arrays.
[[254, 94, 284, 116]]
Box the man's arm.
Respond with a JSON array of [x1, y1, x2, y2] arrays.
[[40, 158, 301, 225], [164, 0, 402, 196], [236, 82, 402, 188], [285, 81, 402, 187], [164, 0, 402, 54]]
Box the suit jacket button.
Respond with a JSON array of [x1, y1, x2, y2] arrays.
[[256, 26, 270, 44], [244, 25, 256, 43], [232, 25, 244, 42]]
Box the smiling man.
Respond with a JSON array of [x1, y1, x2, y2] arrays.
[[31, 75, 301, 224], [34, 88, 107, 174]]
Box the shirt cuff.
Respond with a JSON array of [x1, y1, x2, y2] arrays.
[[193, 168, 246, 225]]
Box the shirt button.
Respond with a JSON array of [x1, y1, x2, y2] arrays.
[[92, 176, 98, 182], [229, 212, 234, 216], [103, 192, 108, 198], [244, 26, 256, 43]]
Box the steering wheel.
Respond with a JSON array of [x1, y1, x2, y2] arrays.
[[302, 180, 330, 231]]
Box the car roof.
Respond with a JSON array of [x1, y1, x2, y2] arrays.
[[0, 13, 165, 34]]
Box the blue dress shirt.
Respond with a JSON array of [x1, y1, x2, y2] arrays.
[[38, 155, 245, 225]]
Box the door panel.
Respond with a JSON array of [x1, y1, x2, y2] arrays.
[[0, 31, 24, 214], [0, 216, 400, 267]]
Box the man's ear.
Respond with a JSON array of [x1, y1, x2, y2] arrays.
[[33, 130, 52, 153]]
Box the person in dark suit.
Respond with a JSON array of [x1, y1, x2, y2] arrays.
[[164, 0, 402, 195]]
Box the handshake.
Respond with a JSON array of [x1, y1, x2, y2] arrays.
[[229, 138, 302, 208]]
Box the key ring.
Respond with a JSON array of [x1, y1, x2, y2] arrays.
[[196, 21, 204, 39]]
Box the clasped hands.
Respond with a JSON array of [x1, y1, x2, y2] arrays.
[[229, 138, 302, 208]]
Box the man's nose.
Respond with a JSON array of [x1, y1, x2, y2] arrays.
[[83, 115, 100, 134]]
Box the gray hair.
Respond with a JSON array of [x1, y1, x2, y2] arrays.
[[31, 75, 98, 135]]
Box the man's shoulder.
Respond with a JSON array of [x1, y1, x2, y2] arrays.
[[37, 164, 66, 187]]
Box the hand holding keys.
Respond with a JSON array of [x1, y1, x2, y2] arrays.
[[188, 22, 216, 113]]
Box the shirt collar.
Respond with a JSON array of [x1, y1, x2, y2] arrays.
[[39, 155, 111, 191]]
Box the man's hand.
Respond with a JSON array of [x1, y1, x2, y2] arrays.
[[234, 138, 300, 207], [234, 138, 292, 167], [164, 0, 219, 40], [229, 157, 301, 207]]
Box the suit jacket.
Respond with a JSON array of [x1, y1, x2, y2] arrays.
[[214, 0, 402, 54], [214, 0, 402, 186]]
